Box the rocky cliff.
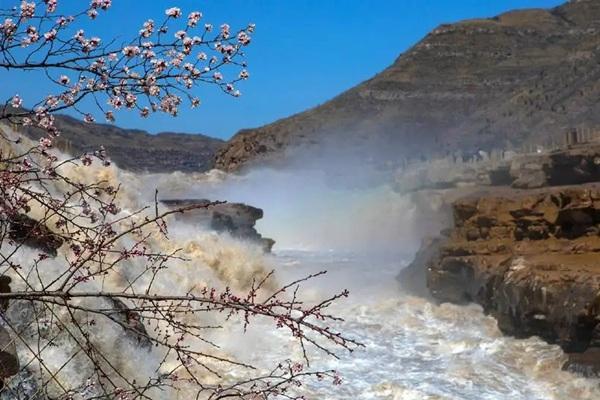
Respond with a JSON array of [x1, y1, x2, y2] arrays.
[[19, 114, 224, 173], [215, 0, 600, 172], [400, 184, 600, 375]]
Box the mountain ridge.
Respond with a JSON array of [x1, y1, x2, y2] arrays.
[[214, 0, 600, 172], [18, 113, 224, 173]]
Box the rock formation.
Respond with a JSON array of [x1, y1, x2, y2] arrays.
[[7, 214, 63, 256], [400, 184, 600, 374], [161, 200, 275, 252], [215, 0, 600, 172], [510, 143, 600, 189]]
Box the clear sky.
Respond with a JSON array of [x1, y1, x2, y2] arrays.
[[1, 0, 565, 139]]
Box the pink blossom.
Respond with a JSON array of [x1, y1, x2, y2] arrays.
[[197, 52, 207, 60], [23, 26, 39, 44], [220, 44, 235, 55], [191, 98, 200, 108], [220, 23, 230, 39], [140, 107, 149, 118], [151, 59, 167, 73], [239, 69, 249, 79], [44, 29, 58, 41], [90, 0, 111, 10], [87, 9, 98, 19], [122, 46, 140, 58], [159, 94, 181, 116], [1, 19, 17, 38], [39, 137, 53, 149], [105, 111, 115, 122], [11, 95, 23, 108], [124, 93, 137, 108], [108, 96, 123, 109], [60, 93, 75, 105], [187, 11, 202, 27], [170, 57, 182, 67], [59, 75, 70, 85], [140, 20, 154, 38], [165, 7, 182, 18], [213, 72, 223, 81], [142, 49, 155, 59], [174, 30, 186, 40], [44, 0, 58, 13], [74, 29, 85, 43], [238, 31, 251, 45], [83, 114, 95, 123], [20, 1, 36, 20], [204, 23, 213, 32]]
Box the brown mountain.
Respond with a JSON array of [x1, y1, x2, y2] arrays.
[[215, 0, 600, 172], [20, 114, 224, 173]]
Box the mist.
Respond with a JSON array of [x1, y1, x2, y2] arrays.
[[149, 141, 450, 257]]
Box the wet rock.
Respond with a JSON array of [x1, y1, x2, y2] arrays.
[[161, 199, 275, 252], [6, 214, 63, 256], [409, 184, 600, 373], [397, 236, 442, 298], [0, 326, 19, 380], [106, 297, 152, 350], [0, 276, 11, 315]]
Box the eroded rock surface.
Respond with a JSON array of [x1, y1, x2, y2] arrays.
[[6, 214, 63, 256], [400, 184, 600, 374], [161, 200, 275, 252]]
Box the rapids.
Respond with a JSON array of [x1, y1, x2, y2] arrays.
[[243, 249, 600, 400], [1, 129, 599, 399]]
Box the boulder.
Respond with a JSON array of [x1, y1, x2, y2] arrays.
[[0, 326, 19, 379], [161, 199, 275, 252]]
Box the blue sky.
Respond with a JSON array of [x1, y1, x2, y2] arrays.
[[1, 0, 564, 139]]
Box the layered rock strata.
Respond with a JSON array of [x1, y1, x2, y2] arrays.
[[400, 184, 600, 374]]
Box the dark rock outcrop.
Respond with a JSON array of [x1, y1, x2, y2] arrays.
[[216, 0, 600, 172], [400, 184, 600, 374], [161, 200, 275, 252], [0, 326, 19, 381], [7, 214, 63, 256]]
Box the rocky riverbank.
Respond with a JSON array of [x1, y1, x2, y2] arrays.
[[399, 184, 600, 374]]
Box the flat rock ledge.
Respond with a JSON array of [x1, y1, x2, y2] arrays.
[[161, 199, 275, 252], [399, 184, 600, 375]]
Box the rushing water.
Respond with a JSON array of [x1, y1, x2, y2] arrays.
[[235, 249, 600, 400], [2, 131, 600, 399]]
